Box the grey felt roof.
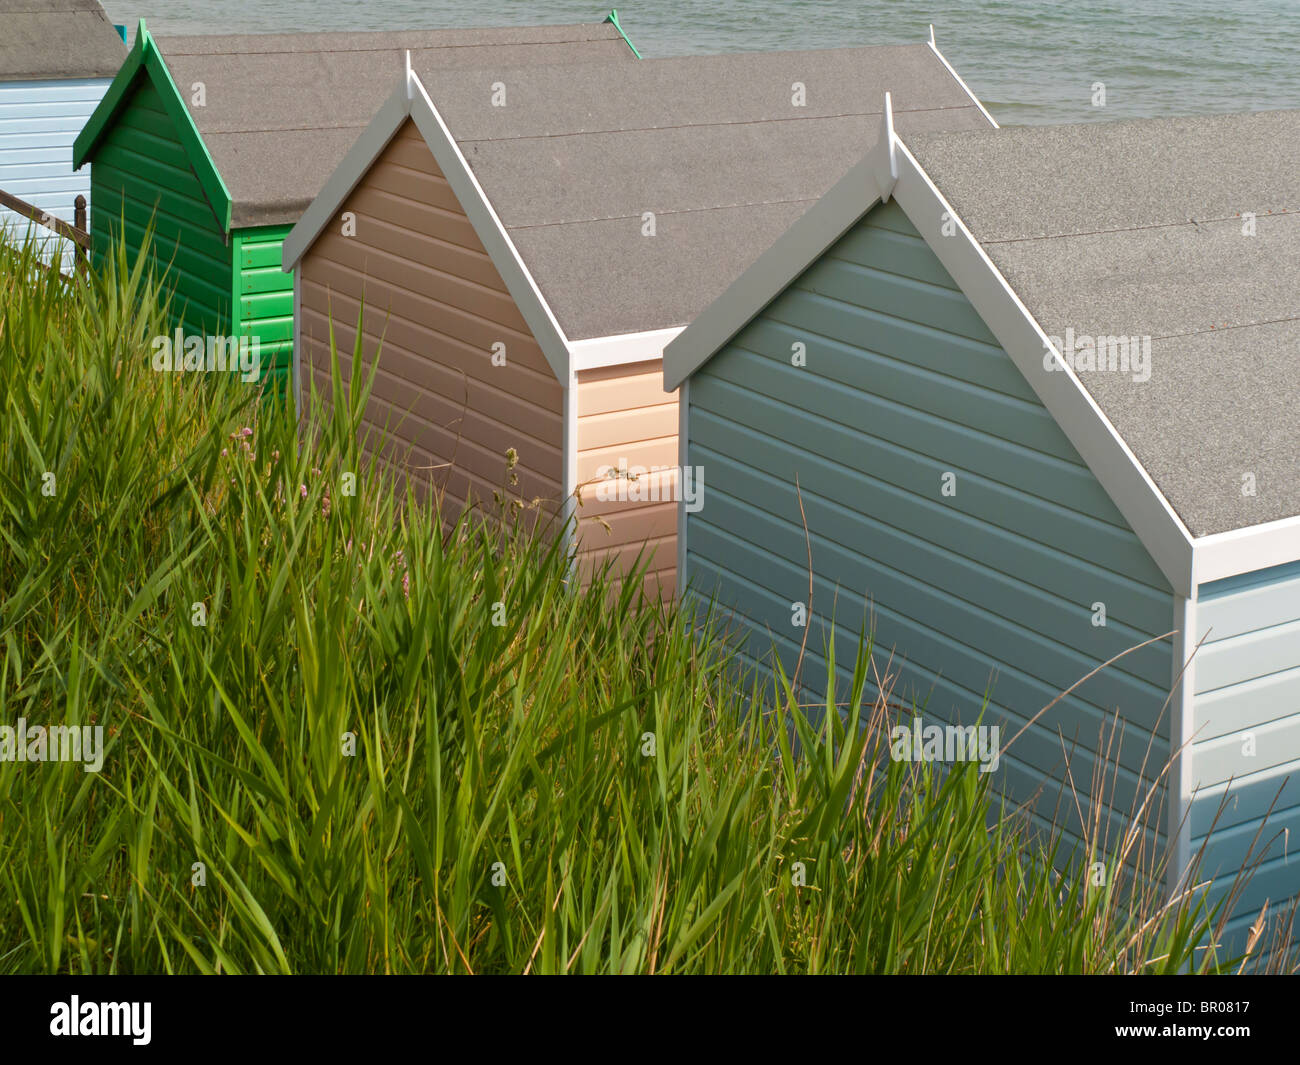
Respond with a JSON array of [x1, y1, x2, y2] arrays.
[[0, 0, 124, 80], [418, 44, 991, 341], [907, 111, 1300, 537], [152, 24, 633, 227]]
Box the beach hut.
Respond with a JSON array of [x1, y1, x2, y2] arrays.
[[0, 0, 124, 261], [281, 38, 994, 596], [662, 102, 1300, 953], [70, 17, 639, 396]]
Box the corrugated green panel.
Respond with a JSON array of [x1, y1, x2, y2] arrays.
[[238, 239, 286, 270], [685, 202, 1175, 854], [239, 265, 292, 296], [233, 225, 294, 396], [238, 288, 292, 320], [88, 78, 231, 337], [240, 317, 293, 344]]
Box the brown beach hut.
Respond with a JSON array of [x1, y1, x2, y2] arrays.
[[281, 35, 995, 595]]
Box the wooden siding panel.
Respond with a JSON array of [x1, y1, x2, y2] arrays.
[[304, 361, 560, 505], [575, 361, 679, 594], [1188, 562, 1300, 948], [234, 224, 294, 394], [298, 280, 557, 431], [691, 372, 1166, 590], [0, 77, 111, 264], [298, 119, 562, 522], [684, 203, 1175, 854], [299, 306, 562, 473], [303, 241, 548, 375], [88, 79, 232, 337]]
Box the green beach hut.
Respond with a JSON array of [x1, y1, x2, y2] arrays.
[[71, 16, 639, 394]]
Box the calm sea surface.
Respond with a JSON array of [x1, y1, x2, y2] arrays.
[[100, 0, 1300, 126]]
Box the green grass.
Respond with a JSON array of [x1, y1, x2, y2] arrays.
[[0, 230, 1286, 974]]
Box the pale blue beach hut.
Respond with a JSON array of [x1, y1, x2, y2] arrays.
[[664, 103, 1300, 959], [0, 0, 125, 260]]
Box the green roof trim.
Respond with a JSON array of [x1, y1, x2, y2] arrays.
[[73, 21, 233, 233], [604, 10, 642, 58]]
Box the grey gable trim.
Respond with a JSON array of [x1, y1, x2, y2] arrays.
[[280, 79, 410, 271], [282, 64, 572, 385], [663, 120, 895, 393]]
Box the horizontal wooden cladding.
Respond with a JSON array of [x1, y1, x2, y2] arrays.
[[304, 243, 551, 380], [89, 79, 232, 335], [304, 365, 564, 534], [233, 227, 293, 380], [0, 77, 105, 244], [685, 499, 1169, 769], [689, 386, 1173, 641], [1189, 783, 1300, 936], [574, 360, 679, 597], [577, 493, 676, 547], [1169, 475, 1300, 941], [299, 291, 560, 452], [578, 537, 677, 604], [577, 360, 676, 415], [682, 204, 1175, 838], [586, 566, 677, 606], [1190, 561, 1300, 860], [301, 331, 560, 497], [575, 360, 679, 482], [684, 563, 1163, 851], [298, 118, 562, 514]]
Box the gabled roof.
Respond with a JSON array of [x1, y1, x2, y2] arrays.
[[0, 0, 124, 80], [663, 102, 1300, 593], [73, 23, 231, 228], [284, 33, 995, 379], [905, 112, 1300, 541], [73, 18, 636, 230]]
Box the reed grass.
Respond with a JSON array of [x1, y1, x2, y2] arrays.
[[0, 229, 1284, 974]]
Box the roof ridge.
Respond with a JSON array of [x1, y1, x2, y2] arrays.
[[1151, 312, 1300, 343], [191, 104, 984, 140], [154, 26, 615, 56], [503, 196, 822, 232], [979, 208, 1300, 244], [453, 104, 984, 145], [161, 38, 615, 57]]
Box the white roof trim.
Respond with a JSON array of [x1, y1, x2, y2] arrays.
[[405, 73, 572, 382], [1192, 515, 1300, 587], [663, 134, 894, 392], [281, 68, 574, 384], [928, 25, 999, 129], [570, 326, 684, 373], [891, 139, 1194, 596], [663, 116, 1197, 596], [1166, 593, 1198, 899], [871, 92, 898, 202]]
